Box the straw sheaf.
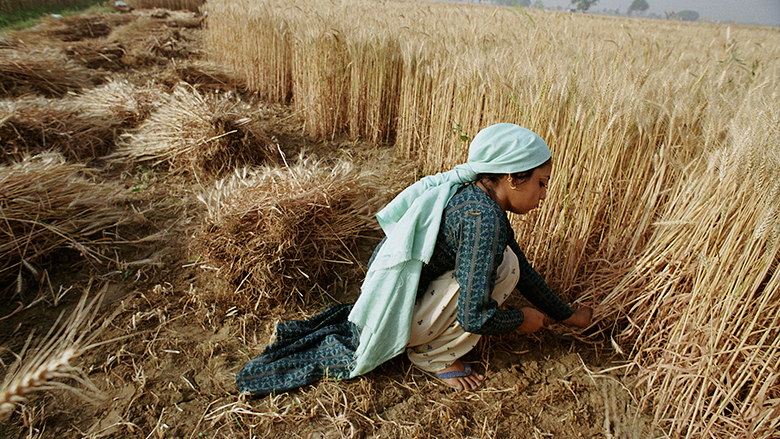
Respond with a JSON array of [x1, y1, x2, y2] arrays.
[[103, 14, 201, 67], [194, 156, 386, 309], [116, 84, 275, 177], [125, 0, 205, 13], [72, 79, 167, 129], [161, 60, 250, 94], [0, 96, 121, 164], [0, 48, 96, 98], [0, 154, 131, 291], [35, 13, 133, 42]]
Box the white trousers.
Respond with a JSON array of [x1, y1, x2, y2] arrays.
[[406, 246, 520, 372]]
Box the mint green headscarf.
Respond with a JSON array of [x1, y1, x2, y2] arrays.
[[347, 123, 552, 377]]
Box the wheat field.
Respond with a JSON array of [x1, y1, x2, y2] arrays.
[[204, 0, 780, 437]]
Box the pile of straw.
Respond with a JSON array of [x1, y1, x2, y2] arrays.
[[102, 13, 202, 68], [161, 60, 249, 93], [0, 97, 120, 164], [36, 13, 133, 42], [0, 154, 131, 294], [193, 155, 388, 309], [72, 79, 166, 129], [65, 41, 126, 71], [0, 48, 95, 98], [125, 0, 205, 13], [116, 84, 275, 177]]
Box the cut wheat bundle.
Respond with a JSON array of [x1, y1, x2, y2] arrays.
[[72, 79, 167, 129], [0, 48, 96, 99], [193, 155, 389, 310], [161, 60, 249, 94], [0, 281, 110, 421], [124, 0, 205, 13], [115, 83, 275, 177], [102, 13, 201, 68], [0, 95, 123, 164], [0, 153, 131, 294], [34, 13, 133, 42]]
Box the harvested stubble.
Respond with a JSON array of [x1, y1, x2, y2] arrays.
[[0, 282, 108, 421], [116, 84, 275, 177], [0, 96, 120, 164], [193, 155, 388, 310], [0, 153, 131, 292], [0, 48, 96, 98]]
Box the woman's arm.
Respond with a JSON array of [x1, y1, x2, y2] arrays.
[[507, 240, 574, 322]]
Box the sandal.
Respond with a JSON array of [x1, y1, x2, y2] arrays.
[[433, 361, 473, 380]]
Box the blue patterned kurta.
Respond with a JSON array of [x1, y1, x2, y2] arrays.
[[236, 183, 573, 396]]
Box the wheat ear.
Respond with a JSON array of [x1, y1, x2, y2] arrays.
[[0, 280, 108, 421]]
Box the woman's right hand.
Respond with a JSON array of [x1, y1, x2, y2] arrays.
[[517, 307, 548, 334], [561, 305, 593, 328]]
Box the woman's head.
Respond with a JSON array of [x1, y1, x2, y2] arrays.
[[467, 123, 551, 176], [468, 124, 553, 215], [477, 159, 552, 214]]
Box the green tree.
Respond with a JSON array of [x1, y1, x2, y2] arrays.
[[676, 10, 699, 21], [571, 0, 599, 11], [628, 0, 649, 15], [495, 0, 531, 6]]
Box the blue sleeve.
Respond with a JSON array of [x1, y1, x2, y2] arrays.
[[507, 237, 574, 322]]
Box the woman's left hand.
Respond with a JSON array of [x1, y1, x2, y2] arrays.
[[561, 305, 592, 328]]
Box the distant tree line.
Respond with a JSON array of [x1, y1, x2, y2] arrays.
[[476, 0, 700, 22]]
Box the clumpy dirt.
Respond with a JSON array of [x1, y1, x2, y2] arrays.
[[0, 8, 659, 439]]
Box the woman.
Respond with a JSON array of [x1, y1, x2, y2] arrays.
[[236, 123, 592, 395]]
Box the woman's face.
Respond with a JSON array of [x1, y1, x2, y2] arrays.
[[502, 161, 552, 215]]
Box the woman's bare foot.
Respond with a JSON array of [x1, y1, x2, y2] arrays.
[[433, 359, 484, 391]]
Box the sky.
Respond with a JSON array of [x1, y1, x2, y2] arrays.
[[538, 0, 780, 27]]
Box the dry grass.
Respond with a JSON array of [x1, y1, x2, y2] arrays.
[[0, 0, 100, 15], [192, 155, 390, 311], [0, 47, 96, 98], [204, 1, 780, 436], [160, 59, 249, 93], [71, 79, 166, 129], [34, 13, 133, 41], [0, 96, 121, 163], [2, 10, 202, 73], [102, 13, 202, 67], [0, 153, 133, 294], [125, 0, 205, 13], [115, 84, 276, 177]]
